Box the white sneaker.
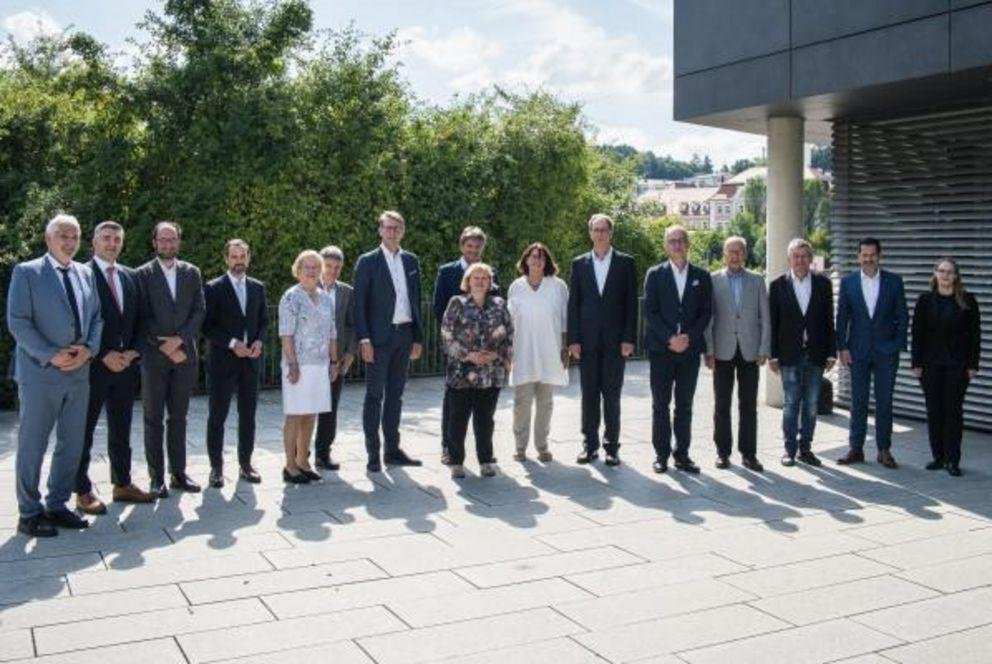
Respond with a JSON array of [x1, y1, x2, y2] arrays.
[[450, 464, 465, 479], [480, 463, 497, 477]]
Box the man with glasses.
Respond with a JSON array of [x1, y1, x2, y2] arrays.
[[642, 225, 712, 473]]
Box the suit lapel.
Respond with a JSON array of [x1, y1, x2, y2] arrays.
[[601, 252, 618, 298], [377, 248, 397, 301], [585, 252, 601, 299], [42, 258, 73, 318]]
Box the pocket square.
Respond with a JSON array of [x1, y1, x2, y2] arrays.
[[692, 279, 700, 286]]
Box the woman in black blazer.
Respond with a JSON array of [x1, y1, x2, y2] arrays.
[[911, 258, 981, 476]]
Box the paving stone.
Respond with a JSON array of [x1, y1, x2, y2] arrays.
[[68, 551, 273, 595], [566, 552, 746, 596], [881, 622, 992, 663], [711, 530, 877, 568], [0, 628, 33, 661], [0, 585, 187, 632], [845, 511, 988, 545], [423, 637, 604, 663], [857, 528, 992, 570], [454, 545, 643, 587], [852, 586, 992, 642], [0, 552, 104, 580], [210, 639, 374, 663], [720, 553, 899, 598], [18, 638, 187, 663], [894, 552, 992, 592]]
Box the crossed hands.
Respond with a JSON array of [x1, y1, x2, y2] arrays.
[[158, 336, 187, 364], [102, 349, 140, 373], [232, 340, 263, 359], [668, 334, 690, 354], [50, 344, 92, 372]]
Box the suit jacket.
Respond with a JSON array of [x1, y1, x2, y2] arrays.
[[324, 280, 357, 357], [134, 259, 206, 365], [353, 247, 424, 346], [911, 291, 981, 370], [836, 269, 909, 360], [203, 273, 269, 370], [643, 261, 713, 356], [566, 249, 638, 351], [432, 260, 500, 323], [768, 271, 836, 367], [6, 255, 103, 383], [89, 259, 140, 361], [704, 268, 770, 362]]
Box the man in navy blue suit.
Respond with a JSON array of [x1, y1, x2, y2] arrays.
[[432, 226, 498, 465], [642, 225, 712, 474], [353, 210, 425, 472], [836, 237, 908, 468]]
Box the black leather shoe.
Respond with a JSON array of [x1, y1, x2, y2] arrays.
[[239, 465, 262, 483], [169, 474, 201, 493], [282, 468, 311, 484], [301, 468, 322, 482], [652, 459, 668, 474], [576, 450, 599, 464], [798, 451, 822, 467], [947, 464, 963, 477], [925, 459, 945, 471], [44, 508, 89, 529], [440, 449, 453, 466], [781, 454, 796, 467], [367, 458, 382, 472], [674, 457, 701, 474], [742, 456, 764, 472], [715, 456, 731, 469], [604, 452, 620, 466], [314, 455, 340, 471], [384, 451, 422, 467], [17, 515, 58, 538], [208, 468, 224, 488], [151, 482, 169, 499]]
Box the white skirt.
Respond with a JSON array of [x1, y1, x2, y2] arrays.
[[281, 363, 332, 415]]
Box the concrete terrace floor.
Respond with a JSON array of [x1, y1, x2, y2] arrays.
[[1, 360, 992, 663]]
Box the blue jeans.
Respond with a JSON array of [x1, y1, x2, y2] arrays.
[[780, 352, 823, 457], [848, 351, 898, 451]]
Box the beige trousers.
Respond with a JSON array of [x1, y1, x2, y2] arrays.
[[513, 382, 554, 452]]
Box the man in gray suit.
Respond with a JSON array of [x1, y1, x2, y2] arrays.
[[134, 221, 206, 497], [6, 214, 103, 537], [314, 245, 357, 470], [704, 236, 770, 471]]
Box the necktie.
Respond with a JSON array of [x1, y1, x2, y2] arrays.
[[58, 266, 83, 341], [235, 279, 246, 314], [106, 265, 122, 312]]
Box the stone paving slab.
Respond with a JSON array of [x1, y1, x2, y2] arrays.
[[1, 362, 991, 663]]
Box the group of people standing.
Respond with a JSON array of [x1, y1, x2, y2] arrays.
[[6, 211, 982, 539]]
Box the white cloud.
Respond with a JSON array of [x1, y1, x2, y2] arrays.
[[660, 125, 767, 168], [2, 9, 61, 44], [396, 25, 502, 75], [590, 123, 654, 148]]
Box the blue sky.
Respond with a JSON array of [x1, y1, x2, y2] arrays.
[[1, 0, 766, 168]]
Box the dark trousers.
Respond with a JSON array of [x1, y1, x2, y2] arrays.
[[440, 354, 452, 454], [920, 364, 970, 465], [363, 324, 413, 458], [142, 358, 197, 484], [206, 357, 259, 469], [713, 348, 759, 458], [579, 345, 625, 453], [848, 351, 898, 451], [77, 362, 138, 493], [650, 352, 701, 461], [448, 387, 499, 465], [315, 372, 345, 459]]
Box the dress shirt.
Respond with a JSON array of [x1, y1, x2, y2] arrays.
[[227, 271, 248, 347], [93, 255, 124, 311], [672, 261, 689, 302], [458, 257, 469, 271], [727, 268, 744, 309], [592, 247, 613, 295], [381, 243, 413, 325], [46, 254, 85, 325], [790, 270, 812, 346], [861, 270, 880, 318], [158, 258, 178, 300]]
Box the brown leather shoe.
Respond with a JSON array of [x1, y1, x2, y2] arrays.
[[836, 449, 866, 465], [877, 449, 898, 469], [76, 492, 107, 515], [112, 484, 157, 504]]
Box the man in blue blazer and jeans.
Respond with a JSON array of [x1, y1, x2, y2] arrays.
[[354, 210, 425, 472], [836, 237, 908, 468], [642, 225, 712, 474]]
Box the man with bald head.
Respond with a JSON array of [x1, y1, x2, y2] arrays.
[[7, 214, 103, 537]]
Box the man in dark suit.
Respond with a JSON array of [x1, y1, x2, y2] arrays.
[[353, 210, 424, 472], [203, 239, 268, 487], [75, 221, 156, 515], [836, 237, 908, 468], [768, 238, 836, 467], [642, 224, 712, 474], [567, 213, 638, 466], [432, 226, 498, 465], [314, 245, 356, 470], [134, 221, 206, 497]]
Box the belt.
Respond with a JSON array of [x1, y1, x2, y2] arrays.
[[392, 322, 413, 330]]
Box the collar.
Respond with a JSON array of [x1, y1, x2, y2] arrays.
[[93, 256, 116, 273], [380, 243, 402, 258], [860, 269, 880, 282], [790, 270, 810, 283], [227, 271, 246, 285], [592, 247, 613, 262], [320, 279, 337, 293], [727, 267, 745, 278], [158, 258, 177, 272], [46, 253, 73, 271], [458, 257, 470, 270], [671, 260, 689, 275]]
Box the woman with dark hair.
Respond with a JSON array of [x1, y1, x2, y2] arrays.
[[507, 243, 569, 462], [911, 257, 981, 476]]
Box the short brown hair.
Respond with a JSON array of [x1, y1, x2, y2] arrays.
[[516, 242, 558, 276], [152, 220, 181, 240], [459, 226, 487, 245], [224, 238, 250, 258], [378, 210, 405, 228]]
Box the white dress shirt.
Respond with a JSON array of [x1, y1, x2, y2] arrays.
[[458, 256, 469, 271], [93, 255, 124, 312], [381, 243, 413, 324], [672, 261, 689, 302], [592, 248, 613, 295], [790, 270, 812, 315], [46, 254, 85, 325], [861, 270, 880, 318], [228, 272, 248, 347], [158, 258, 178, 300]]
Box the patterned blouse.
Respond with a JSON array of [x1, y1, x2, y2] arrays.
[[278, 284, 336, 366], [441, 294, 514, 389]]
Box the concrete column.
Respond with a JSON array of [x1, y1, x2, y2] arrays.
[[765, 116, 804, 407]]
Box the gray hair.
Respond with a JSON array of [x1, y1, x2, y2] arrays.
[[724, 235, 747, 252], [786, 238, 813, 258], [93, 220, 124, 239], [319, 245, 345, 262], [46, 213, 80, 236]]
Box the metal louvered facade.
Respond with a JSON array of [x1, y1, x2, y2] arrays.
[[831, 106, 992, 431]]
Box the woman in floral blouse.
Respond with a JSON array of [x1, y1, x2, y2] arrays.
[[441, 262, 514, 479]]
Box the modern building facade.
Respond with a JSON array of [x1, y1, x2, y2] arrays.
[[674, 0, 992, 429]]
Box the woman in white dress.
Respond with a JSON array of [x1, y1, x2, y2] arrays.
[[507, 242, 569, 462], [279, 250, 338, 484]]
